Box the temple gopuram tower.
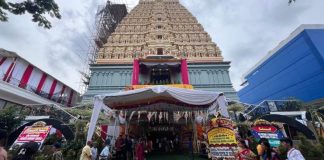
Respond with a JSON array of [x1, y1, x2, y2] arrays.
[[84, 0, 238, 101]]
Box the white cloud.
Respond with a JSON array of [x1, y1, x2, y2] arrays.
[[0, 0, 323, 95], [181, 0, 324, 91]]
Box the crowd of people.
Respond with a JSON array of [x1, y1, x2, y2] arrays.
[[235, 138, 305, 160], [153, 137, 179, 153], [81, 135, 155, 160], [0, 128, 307, 160]]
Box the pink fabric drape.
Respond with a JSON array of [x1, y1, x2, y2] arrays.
[[101, 125, 108, 141], [68, 90, 74, 107], [135, 143, 144, 160], [181, 59, 189, 84], [19, 64, 34, 88], [48, 80, 57, 99], [132, 59, 140, 85], [0, 57, 7, 66], [36, 73, 47, 93], [3, 58, 16, 81]]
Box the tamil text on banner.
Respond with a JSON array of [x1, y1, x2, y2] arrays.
[[207, 117, 237, 160], [251, 125, 285, 147], [16, 125, 52, 143], [11, 125, 52, 150], [208, 127, 237, 146]]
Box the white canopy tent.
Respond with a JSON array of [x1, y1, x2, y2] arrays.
[[86, 85, 229, 141]]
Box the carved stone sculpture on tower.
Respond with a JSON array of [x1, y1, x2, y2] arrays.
[[95, 0, 223, 63]]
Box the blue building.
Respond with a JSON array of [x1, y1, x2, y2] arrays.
[[238, 24, 324, 105]]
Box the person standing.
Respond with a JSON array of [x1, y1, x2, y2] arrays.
[[135, 139, 144, 160], [115, 136, 123, 160], [148, 139, 153, 153], [121, 135, 127, 160], [0, 129, 7, 160], [158, 138, 162, 151], [270, 147, 281, 160], [99, 140, 111, 160], [256, 138, 268, 160], [52, 142, 63, 160], [125, 136, 133, 160], [0, 146, 6, 160], [188, 137, 193, 160], [91, 143, 98, 160], [280, 138, 305, 160], [260, 141, 273, 160], [235, 139, 256, 160], [80, 141, 93, 160]]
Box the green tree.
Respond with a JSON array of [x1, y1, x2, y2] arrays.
[[228, 103, 244, 121], [0, 0, 61, 29], [0, 107, 25, 133], [298, 135, 324, 160], [282, 98, 303, 111], [236, 122, 250, 139]]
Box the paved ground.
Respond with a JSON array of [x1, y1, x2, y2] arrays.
[[146, 153, 207, 160]]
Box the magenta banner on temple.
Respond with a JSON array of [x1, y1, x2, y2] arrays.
[[132, 59, 140, 85], [181, 59, 189, 84]]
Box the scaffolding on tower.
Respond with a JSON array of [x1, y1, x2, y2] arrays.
[[94, 1, 128, 50], [91, 0, 128, 64], [81, 1, 128, 93]]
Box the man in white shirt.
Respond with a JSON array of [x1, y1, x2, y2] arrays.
[[99, 139, 111, 160], [280, 138, 305, 160]]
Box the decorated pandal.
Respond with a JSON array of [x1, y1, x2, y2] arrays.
[[86, 84, 289, 159], [86, 85, 226, 151]]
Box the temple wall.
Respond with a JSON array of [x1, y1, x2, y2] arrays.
[[170, 69, 182, 84], [84, 65, 133, 100], [83, 63, 238, 101], [188, 63, 238, 101]]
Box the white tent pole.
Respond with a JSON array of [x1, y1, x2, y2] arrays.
[[113, 111, 119, 141], [86, 97, 103, 141], [192, 112, 198, 153], [125, 110, 129, 135], [217, 95, 229, 118]]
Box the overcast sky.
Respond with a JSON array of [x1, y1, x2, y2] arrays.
[[1, 0, 324, 94]]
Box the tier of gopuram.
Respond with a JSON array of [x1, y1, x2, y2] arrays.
[[84, 0, 238, 101]]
